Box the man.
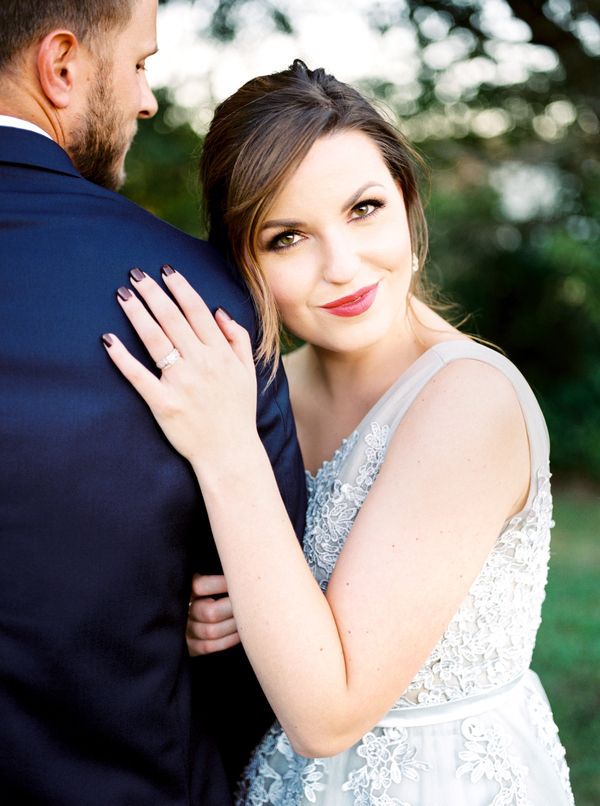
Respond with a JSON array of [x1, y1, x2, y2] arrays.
[[0, 1, 306, 803]]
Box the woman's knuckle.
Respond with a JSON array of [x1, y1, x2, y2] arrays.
[[159, 394, 182, 419], [204, 601, 221, 622], [187, 622, 201, 640], [204, 622, 222, 640], [195, 623, 210, 640], [180, 374, 199, 395]]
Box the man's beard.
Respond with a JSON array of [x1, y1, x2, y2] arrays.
[[68, 68, 135, 191]]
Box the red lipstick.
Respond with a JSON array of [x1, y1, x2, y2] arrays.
[[320, 283, 379, 317]]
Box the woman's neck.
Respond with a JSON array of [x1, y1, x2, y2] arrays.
[[306, 300, 458, 405], [283, 300, 467, 473]]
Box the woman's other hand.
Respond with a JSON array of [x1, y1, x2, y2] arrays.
[[187, 574, 240, 656], [102, 267, 258, 472]]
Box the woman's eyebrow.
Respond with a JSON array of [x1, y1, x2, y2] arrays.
[[261, 218, 305, 231], [261, 182, 385, 232], [342, 182, 385, 211]]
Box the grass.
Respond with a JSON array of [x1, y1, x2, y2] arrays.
[[531, 488, 600, 805]]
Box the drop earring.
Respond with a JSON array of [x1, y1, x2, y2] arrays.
[[411, 254, 419, 273]]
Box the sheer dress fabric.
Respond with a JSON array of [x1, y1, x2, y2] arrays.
[[237, 341, 574, 806]]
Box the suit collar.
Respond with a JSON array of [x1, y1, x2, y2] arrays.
[[0, 126, 81, 179], [0, 115, 53, 140]]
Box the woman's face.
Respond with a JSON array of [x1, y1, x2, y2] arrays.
[[256, 129, 414, 355]]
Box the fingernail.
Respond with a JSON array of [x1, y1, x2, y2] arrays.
[[117, 286, 132, 302], [130, 267, 145, 283], [161, 264, 176, 277], [217, 307, 232, 321], [101, 333, 114, 348]]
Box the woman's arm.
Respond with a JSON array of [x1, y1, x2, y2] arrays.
[[104, 269, 529, 757]]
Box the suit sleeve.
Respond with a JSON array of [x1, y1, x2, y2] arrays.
[[254, 357, 307, 544]]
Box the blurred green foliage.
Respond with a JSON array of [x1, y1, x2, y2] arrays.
[[421, 131, 600, 481], [532, 491, 600, 805], [125, 89, 204, 237]]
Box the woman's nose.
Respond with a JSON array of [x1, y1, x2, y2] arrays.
[[320, 233, 361, 285]]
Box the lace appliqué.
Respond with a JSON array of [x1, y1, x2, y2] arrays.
[[395, 469, 554, 708], [526, 688, 575, 805], [236, 724, 326, 805], [304, 423, 556, 708], [304, 423, 389, 592], [342, 728, 430, 806], [238, 400, 571, 804], [457, 717, 532, 805]]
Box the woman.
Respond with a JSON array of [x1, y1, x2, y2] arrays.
[[102, 61, 573, 804]]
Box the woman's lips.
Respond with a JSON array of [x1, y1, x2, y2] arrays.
[[320, 282, 379, 317]]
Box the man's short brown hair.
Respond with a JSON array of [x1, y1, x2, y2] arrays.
[[0, 0, 136, 72]]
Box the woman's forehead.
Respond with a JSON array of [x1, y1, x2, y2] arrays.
[[267, 131, 392, 211]]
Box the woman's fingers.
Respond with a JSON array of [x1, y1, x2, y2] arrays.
[[102, 267, 259, 467], [187, 580, 241, 656], [187, 631, 241, 656], [191, 573, 229, 598], [188, 575, 234, 633], [116, 270, 253, 379], [187, 612, 237, 640], [189, 593, 234, 625], [115, 286, 176, 366], [101, 333, 163, 404], [125, 269, 203, 356], [160, 268, 227, 348], [214, 309, 255, 370]]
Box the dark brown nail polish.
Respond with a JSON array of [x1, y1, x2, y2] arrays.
[[161, 264, 176, 277], [130, 268, 145, 283], [101, 333, 114, 348], [117, 286, 132, 302]]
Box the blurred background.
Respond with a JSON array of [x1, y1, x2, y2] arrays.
[[122, 1, 600, 801]]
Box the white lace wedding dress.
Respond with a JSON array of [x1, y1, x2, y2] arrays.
[[236, 341, 574, 805]]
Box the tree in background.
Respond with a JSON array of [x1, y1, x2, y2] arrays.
[[124, 87, 203, 235], [126, 0, 600, 482]]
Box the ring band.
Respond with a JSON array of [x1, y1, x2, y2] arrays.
[[156, 348, 181, 370]]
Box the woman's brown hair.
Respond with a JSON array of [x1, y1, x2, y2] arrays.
[[200, 59, 428, 371]]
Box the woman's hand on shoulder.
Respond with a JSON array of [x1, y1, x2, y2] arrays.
[[101, 268, 259, 472], [187, 574, 240, 656]]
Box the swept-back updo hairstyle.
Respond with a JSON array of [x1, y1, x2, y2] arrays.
[[200, 59, 428, 368]]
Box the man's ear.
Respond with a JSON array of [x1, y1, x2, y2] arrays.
[[37, 30, 82, 109]]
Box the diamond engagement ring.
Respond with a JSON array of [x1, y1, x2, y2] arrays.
[[156, 348, 181, 370]]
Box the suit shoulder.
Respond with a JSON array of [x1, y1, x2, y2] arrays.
[[79, 181, 250, 298], [82, 180, 208, 249]]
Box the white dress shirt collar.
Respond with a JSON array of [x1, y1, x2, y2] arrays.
[[0, 115, 52, 140]]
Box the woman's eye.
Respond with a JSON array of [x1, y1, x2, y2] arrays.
[[271, 232, 301, 250], [351, 200, 383, 220]]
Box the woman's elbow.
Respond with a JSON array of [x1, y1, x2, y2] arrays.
[[286, 724, 359, 759]]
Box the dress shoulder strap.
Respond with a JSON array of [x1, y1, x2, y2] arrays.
[[365, 340, 550, 509]]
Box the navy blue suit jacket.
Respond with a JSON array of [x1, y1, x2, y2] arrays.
[[0, 127, 306, 805]]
